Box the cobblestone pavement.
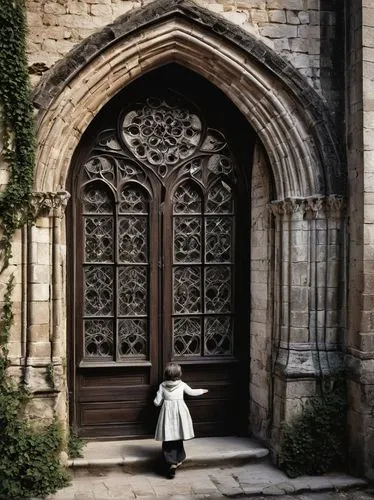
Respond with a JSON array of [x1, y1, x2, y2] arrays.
[[49, 463, 371, 500]]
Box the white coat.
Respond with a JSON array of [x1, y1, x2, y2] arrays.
[[153, 380, 206, 442]]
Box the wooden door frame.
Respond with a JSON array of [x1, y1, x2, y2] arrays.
[[66, 65, 254, 437]]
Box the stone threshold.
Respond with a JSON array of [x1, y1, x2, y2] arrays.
[[68, 436, 269, 470], [61, 437, 369, 498]]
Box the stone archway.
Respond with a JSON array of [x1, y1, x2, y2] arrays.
[[28, 0, 346, 450]]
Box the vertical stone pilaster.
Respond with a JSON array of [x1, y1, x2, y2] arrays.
[[269, 195, 345, 453], [25, 191, 70, 424], [51, 191, 70, 361]]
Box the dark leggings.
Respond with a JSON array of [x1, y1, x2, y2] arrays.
[[162, 440, 186, 466]]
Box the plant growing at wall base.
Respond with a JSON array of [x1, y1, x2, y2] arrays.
[[279, 377, 347, 478], [68, 428, 85, 459], [0, 380, 70, 499]]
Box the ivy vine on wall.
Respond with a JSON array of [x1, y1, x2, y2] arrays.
[[0, 0, 35, 269], [0, 1, 71, 497], [0, 0, 35, 361]]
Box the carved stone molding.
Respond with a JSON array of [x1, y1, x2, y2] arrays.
[[30, 191, 71, 218], [269, 195, 346, 219]]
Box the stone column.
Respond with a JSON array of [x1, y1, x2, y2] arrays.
[[269, 195, 346, 453], [25, 191, 70, 424]]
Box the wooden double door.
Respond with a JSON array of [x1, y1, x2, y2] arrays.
[[68, 66, 253, 438]]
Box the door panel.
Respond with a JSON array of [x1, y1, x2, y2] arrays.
[[69, 66, 252, 438]]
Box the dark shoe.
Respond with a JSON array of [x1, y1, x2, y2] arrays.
[[168, 464, 177, 479]]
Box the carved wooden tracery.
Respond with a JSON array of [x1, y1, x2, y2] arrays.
[[77, 95, 237, 362]]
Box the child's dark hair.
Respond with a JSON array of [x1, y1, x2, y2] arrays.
[[164, 362, 182, 381]]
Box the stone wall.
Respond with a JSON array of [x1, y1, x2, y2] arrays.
[[346, 0, 374, 481], [26, 0, 342, 121]]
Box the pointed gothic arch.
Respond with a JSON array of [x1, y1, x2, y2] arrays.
[[32, 0, 345, 200], [27, 0, 347, 448]]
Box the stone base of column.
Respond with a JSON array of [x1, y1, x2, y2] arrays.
[[271, 348, 345, 462], [346, 352, 374, 480], [275, 344, 344, 377]]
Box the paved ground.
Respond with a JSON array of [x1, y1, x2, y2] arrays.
[[49, 437, 369, 499], [49, 462, 369, 499]]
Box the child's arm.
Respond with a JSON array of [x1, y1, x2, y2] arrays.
[[183, 382, 208, 397], [153, 384, 164, 406]]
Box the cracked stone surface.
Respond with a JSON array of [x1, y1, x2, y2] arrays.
[[48, 461, 368, 499]]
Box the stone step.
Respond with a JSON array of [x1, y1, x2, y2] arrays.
[[68, 436, 270, 473]]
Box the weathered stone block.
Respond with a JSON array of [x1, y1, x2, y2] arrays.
[[28, 323, 50, 340], [347, 379, 374, 414], [7, 340, 22, 358], [29, 301, 50, 325], [268, 9, 286, 23], [250, 10, 268, 23], [30, 283, 50, 302], [290, 244, 308, 262], [290, 262, 308, 286], [359, 332, 374, 352], [67, 2, 88, 15], [290, 311, 309, 327], [222, 11, 247, 25], [298, 25, 319, 38], [91, 3, 112, 16], [28, 341, 51, 358], [346, 355, 374, 384], [250, 399, 270, 441], [30, 264, 50, 284], [26, 365, 52, 393], [44, 2, 66, 15], [289, 326, 309, 343], [364, 26, 374, 49], [286, 379, 316, 399], [286, 10, 300, 25], [251, 308, 268, 323], [267, 0, 304, 8], [307, 0, 319, 8], [27, 11, 43, 27], [26, 395, 55, 424], [61, 14, 95, 29], [260, 24, 298, 39], [290, 286, 308, 311], [42, 14, 61, 27], [299, 11, 310, 24], [274, 38, 291, 51]]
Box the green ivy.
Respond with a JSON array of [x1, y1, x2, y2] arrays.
[[0, 381, 70, 499], [68, 428, 85, 459], [0, 0, 35, 270], [0, 1, 71, 498], [0, 273, 14, 379], [279, 377, 347, 478]]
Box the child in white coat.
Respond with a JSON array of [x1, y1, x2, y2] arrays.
[[154, 362, 208, 478]]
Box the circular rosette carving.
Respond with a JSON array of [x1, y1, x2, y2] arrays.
[[121, 97, 202, 174]]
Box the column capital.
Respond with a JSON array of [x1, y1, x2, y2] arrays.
[[269, 195, 346, 219], [30, 191, 71, 218]]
